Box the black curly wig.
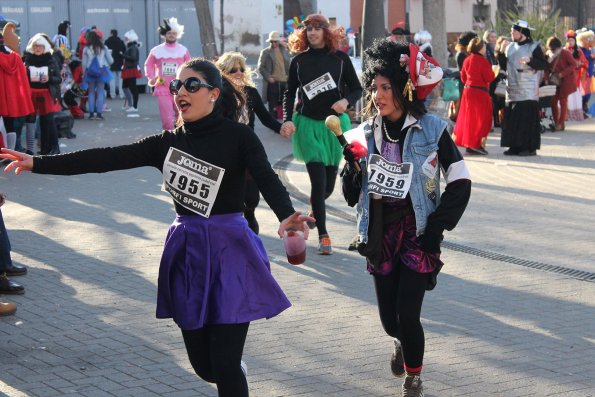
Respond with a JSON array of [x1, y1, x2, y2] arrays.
[[361, 39, 427, 120]]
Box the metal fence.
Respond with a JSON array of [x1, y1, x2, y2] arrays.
[[516, 0, 595, 28]]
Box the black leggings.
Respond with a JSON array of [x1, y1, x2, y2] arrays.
[[182, 322, 249, 397], [373, 263, 427, 371], [306, 162, 338, 237], [123, 78, 139, 108]]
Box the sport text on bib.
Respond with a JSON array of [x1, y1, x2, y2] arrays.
[[302, 72, 337, 100], [367, 154, 413, 199], [162, 147, 225, 217]]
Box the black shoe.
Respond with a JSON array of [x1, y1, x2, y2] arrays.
[[244, 209, 259, 235], [390, 339, 405, 378], [0, 273, 24, 295], [25, 150, 34, 155], [518, 150, 536, 156], [475, 147, 488, 155], [503, 149, 519, 156], [48, 147, 61, 155], [4, 263, 27, 277], [347, 234, 359, 251]]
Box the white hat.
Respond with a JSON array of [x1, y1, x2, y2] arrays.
[[266, 31, 281, 42]]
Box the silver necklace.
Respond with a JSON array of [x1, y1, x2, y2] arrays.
[[383, 121, 399, 143]]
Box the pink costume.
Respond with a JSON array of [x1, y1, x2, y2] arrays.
[[144, 42, 190, 130]]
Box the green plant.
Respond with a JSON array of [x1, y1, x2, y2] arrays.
[[495, 7, 566, 44]]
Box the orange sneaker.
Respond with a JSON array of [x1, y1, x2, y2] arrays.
[[317, 235, 332, 255]]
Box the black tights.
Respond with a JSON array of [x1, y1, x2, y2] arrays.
[[123, 78, 139, 108], [182, 322, 249, 397], [373, 263, 427, 371], [306, 162, 338, 236]]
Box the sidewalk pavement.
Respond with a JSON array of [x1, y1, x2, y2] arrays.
[[0, 94, 594, 396]]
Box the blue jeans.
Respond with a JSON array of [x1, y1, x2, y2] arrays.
[[0, 209, 12, 271], [87, 80, 105, 114]]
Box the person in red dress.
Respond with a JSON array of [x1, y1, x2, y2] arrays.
[[453, 37, 495, 155], [546, 36, 578, 131]]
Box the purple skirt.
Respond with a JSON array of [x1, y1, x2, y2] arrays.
[[367, 214, 443, 276], [156, 213, 291, 330]]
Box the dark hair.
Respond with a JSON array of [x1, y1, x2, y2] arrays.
[[58, 20, 70, 35], [546, 36, 562, 50], [86, 31, 104, 53], [175, 58, 246, 126], [110, 29, 118, 37], [361, 39, 426, 120], [456, 31, 478, 53], [467, 37, 485, 55]]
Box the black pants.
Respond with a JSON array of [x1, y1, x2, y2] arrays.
[[306, 162, 338, 237], [182, 322, 249, 397], [373, 263, 427, 371], [266, 81, 286, 115]]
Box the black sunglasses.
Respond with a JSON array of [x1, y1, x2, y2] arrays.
[[301, 22, 328, 32], [229, 67, 245, 74], [169, 77, 214, 95]]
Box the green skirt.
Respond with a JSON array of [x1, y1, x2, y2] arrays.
[[292, 113, 351, 166]]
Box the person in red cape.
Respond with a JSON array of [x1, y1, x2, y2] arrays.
[[0, 26, 34, 149], [453, 37, 495, 155]]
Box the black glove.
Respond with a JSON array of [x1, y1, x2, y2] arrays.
[[420, 231, 442, 254], [343, 144, 356, 163]]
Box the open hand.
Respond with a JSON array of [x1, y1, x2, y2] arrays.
[[0, 149, 33, 174]]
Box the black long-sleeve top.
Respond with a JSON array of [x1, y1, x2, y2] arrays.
[[283, 47, 362, 121], [33, 111, 295, 221], [245, 85, 281, 133]]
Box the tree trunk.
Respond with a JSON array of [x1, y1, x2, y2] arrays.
[[361, 0, 386, 56], [220, 0, 224, 53], [193, 0, 218, 58], [422, 0, 447, 67]]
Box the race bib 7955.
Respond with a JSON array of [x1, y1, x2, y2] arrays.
[[162, 147, 225, 217]]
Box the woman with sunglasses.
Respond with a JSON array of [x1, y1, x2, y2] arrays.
[[1, 58, 313, 397], [216, 51, 282, 234], [281, 14, 362, 255]]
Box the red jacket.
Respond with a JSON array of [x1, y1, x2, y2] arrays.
[[0, 51, 34, 117], [548, 48, 578, 97]]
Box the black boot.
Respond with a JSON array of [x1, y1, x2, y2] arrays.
[[243, 209, 259, 235], [0, 273, 24, 295]]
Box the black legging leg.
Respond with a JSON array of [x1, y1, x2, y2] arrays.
[[306, 163, 338, 236], [130, 81, 139, 108], [182, 322, 250, 397], [373, 263, 427, 370]]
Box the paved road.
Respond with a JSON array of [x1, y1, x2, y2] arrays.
[[1, 94, 593, 397]]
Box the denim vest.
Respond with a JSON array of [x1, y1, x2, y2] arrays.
[[356, 113, 447, 242]]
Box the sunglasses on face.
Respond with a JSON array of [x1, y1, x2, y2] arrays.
[[229, 67, 245, 74], [169, 77, 213, 95], [302, 22, 328, 32]]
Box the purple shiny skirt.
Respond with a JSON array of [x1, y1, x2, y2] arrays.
[[156, 213, 291, 330], [368, 214, 443, 276]]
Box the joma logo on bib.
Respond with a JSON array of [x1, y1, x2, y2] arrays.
[[177, 155, 210, 175]]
